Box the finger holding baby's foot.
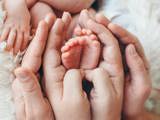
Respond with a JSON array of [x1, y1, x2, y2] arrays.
[[1, 0, 31, 53]]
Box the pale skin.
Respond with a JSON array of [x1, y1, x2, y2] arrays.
[[43, 10, 125, 120], [78, 9, 160, 120], [2, 0, 95, 54], [12, 13, 55, 120], [13, 11, 125, 120], [2, 0, 30, 53], [12, 9, 158, 120], [93, 11, 160, 120], [61, 27, 101, 69]]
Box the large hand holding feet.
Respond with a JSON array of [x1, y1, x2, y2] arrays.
[[43, 12, 91, 120], [12, 14, 55, 120], [94, 12, 152, 120], [78, 10, 124, 120], [108, 23, 152, 120]]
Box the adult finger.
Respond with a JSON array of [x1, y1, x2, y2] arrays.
[[79, 10, 124, 93], [22, 20, 49, 72], [43, 19, 65, 100], [108, 23, 149, 70], [125, 44, 151, 90], [14, 67, 48, 115], [62, 12, 72, 31], [86, 68, 115, 97], [44, 13, 56, 30], [63, 69, 84, 99], [12, 80, 25, 120], [95, 13, 110, 27]]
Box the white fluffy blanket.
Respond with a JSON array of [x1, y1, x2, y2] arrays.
[[103, 0, 160, 114]]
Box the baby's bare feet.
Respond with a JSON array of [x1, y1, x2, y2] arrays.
[[61, 28, 101, 69], [78, 29, 101, 69], [61, 37, 84, 69], [2, 0, 30, 53]]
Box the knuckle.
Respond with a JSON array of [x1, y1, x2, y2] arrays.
[[94, 68, 106, 75], [65, 97, 86, 107], [141, 85, 152, 97], [22, 80, 38, 93], [134, 57, 145, 71]]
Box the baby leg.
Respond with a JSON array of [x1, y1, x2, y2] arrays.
[[30, 1, 56, 29]]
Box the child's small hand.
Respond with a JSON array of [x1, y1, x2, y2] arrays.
[[2, 0, 31, 54]]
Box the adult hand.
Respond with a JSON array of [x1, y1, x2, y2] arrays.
[[12, 14, 55, 120], [78, 10, 124, 120], [107, 23, 151, 119], [43, 12, 91, 120], [94, 13, 151, 119]]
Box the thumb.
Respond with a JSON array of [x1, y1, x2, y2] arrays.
[[14, 67, 46, 108], [125, 44, 151, 91]]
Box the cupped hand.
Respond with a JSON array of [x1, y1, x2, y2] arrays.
[[43, 12, 91, 120], [78, 10, 124, 120], [12, 14, 55, 120]]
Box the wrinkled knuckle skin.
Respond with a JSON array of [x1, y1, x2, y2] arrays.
[[94, 68, 106, 75], [134, 57, 145, 71], [141, 85, 152, 99]]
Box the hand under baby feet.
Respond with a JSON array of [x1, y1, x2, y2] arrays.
[[2, 0, 30, 53], [61, 26, 101, 70]]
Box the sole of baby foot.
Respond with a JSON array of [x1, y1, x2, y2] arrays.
[[61, 37, 86, 69], [80, 35, 101, 69]]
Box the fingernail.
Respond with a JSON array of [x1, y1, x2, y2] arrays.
[[129, 44, 137, 55]]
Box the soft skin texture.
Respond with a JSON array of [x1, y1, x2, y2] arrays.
[[12, 9, 159, 120], [61, 28, 101, 69], [77, 10, 124, 120], [94, 12, 160, 120], [108, 24, 151, 117], [3, 0, 30, 53], [3, 0, 95, 54], [12, 14, 55, 120], [40, 0, 95, 13], [43, 12, 91, 120]]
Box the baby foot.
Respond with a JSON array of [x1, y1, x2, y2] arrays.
[[62, 28, 101, 69], [76, 28, 101, 69], [81, 34, 101, 69], [61, 37, 84, 69], [2, 0, 31, 53]]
